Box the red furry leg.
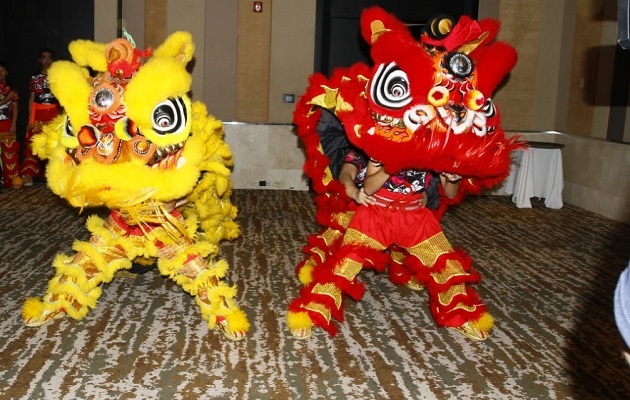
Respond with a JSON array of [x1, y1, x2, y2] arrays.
[[288, 244, 386, 336]]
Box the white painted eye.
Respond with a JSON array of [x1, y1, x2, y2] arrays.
[[371, 63, 412, 109], [151, 97, 188, 135]]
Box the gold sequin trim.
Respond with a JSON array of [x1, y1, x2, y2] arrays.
[[407, 232, 453, 267], [333, 258, 363, 281], [438, 284, 467, 306], [312, 283, 343, 309], [342, 228, 386, 250], [430, 259, 467, 285], [310, 247, 325, 263], [303, 301, 331, 324], [157, 244, 181, 260], [308, 85, 339, 109], [390, 250, 405, 265], [319, 227, 343, 247], [332, 211, 354, 230], [450, 303, 478, 313]]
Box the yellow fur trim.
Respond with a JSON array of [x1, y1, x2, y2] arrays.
[[298, 262, 315, 285], [471, 312, 494, 332], [219, 308, 250, 333], [22, 298, 45, 321], [153, 31, 195, 64], [287, 311, 314, 330], [68, 40, 108, 71]]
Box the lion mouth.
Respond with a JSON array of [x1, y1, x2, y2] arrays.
[[149, 143, 185, 169], [372, 112, 405, 128]]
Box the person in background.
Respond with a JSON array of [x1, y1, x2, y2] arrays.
[[614, 261, 630, 365], [0, 60, 20, 188], [20, 48, 60, 186]]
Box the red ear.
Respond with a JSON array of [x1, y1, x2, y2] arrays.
[[474, 42, 518, 95], [476, 19, 501, 46], [360, 7, 411, 45]]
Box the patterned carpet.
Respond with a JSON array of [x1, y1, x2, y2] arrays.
[[0, 185, 629, 399]]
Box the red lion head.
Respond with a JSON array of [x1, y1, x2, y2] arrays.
[[294, 7, 520, 200], [339, 7, 518, 181]]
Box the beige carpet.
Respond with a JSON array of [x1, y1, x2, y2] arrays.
[[0, 185, 629, 399]]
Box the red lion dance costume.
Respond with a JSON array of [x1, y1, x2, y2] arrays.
[[287, 7, 520, 341]]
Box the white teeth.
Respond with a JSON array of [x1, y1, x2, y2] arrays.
[[368, 127, 375, 135], [177, 156, 186, 169]]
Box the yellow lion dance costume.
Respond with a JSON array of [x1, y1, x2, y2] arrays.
[[21, 32, 249, 341]]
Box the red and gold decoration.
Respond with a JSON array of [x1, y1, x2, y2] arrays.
[[287, 7, 521, 340]]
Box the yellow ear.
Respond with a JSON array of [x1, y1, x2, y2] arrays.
[[68, 40, 108, 71], [47, 61, 92, 128], [153, 31, 195, 64]]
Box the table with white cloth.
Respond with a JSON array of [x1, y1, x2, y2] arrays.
[[503, 141, 564, 209]]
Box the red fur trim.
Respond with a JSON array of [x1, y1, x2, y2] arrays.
[[387, 259, 412, 285], [429, 286, 487, 327], [287, 298, 339, 336]]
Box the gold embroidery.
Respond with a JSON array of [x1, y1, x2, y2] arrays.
[[438, 284, 466, 306], [407, 232, 453, 266], [430, 259, 467, 284], [390, 250, 405, 265], [319, 228, 343, 247], [303, 302, 331, 324], [450, 303, 477, 313], [332, 211, 354, 230], [310, 247, 325, 263], [342, 228, 386, 250], [312, 283, 343, 309], [333, 258, 363, 281], [308, 85, 339, 109]]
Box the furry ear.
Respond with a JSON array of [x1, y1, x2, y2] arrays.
[[153, 31, 195, 64], [360, 7, 411, 45], [68, 40, 108, 71], [474, 42, 518, 95], [48, 61, 92, 129]]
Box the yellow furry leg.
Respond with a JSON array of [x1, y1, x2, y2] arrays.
[[158, 245, 249, 341], [22, 217, 132, 327]]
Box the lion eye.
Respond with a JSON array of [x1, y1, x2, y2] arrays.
[[443, 52, 474, 79], [151, 97, 188, 135], [371, 62, 412, 109]]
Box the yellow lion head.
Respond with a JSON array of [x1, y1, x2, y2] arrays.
[[33, 31, 238, 241]]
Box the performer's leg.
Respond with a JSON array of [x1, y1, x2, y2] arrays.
[[0, 133, 22, 188], [156, 242, 249, 341], [387, 247, 423, 291], [22, 215, 131, 326], [287, 225, 389, 338], [20, 127, 41, 185], [404, 231, 493, 341], [296, 226, 345, 286]]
